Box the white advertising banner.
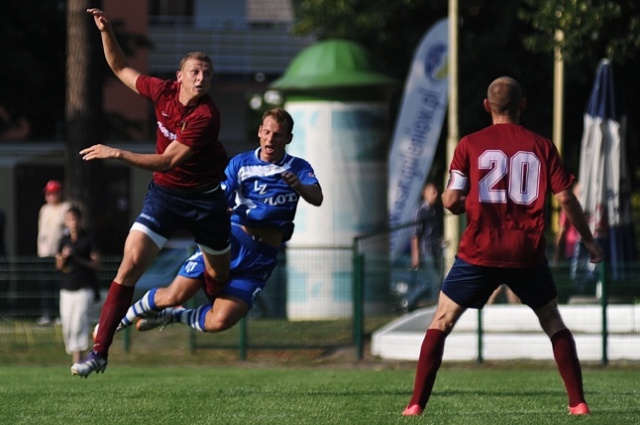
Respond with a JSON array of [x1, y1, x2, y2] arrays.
[[387, 18, 449, 262]]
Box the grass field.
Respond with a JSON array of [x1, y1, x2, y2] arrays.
[[1, 364, 639, 424], [2, 321, 639, 424]]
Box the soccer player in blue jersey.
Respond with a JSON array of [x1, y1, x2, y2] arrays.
[[116, 108, 323, 333]]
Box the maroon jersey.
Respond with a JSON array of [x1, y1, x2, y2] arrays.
[[449, 123, 573, 267], [136, 75, 227, 189]]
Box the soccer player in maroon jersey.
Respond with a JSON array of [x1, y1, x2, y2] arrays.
[[71, 9, 230, 377], [403, 76, 603, 416]]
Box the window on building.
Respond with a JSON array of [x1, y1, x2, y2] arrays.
[[149, 0, 194, 17]]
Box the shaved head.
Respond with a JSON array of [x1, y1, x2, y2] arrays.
[[486, 76, 523, 115]]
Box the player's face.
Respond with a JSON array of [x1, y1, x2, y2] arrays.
[[258, 116, 292, 163], [177, 59, 212, 99]]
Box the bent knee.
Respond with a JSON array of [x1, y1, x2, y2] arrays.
[[203, 315, 237, 333], [116, 262, 147, 285], [117, 251, 157, 285]]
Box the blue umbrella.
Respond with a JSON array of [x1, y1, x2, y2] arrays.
[[577, 59, 635, 283]]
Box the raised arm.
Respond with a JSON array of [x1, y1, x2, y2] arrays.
[[87, 8, 141, 93]]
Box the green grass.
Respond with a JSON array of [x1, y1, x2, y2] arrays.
[[2, 319, 639, 424], [0, 365, 638, 424]]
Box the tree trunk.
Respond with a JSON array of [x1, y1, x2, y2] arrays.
[[65, 0, 103, 232]]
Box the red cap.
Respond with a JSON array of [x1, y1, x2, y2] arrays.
[[43, 180, 62, 193]]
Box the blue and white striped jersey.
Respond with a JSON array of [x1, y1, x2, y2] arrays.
[[224, 148, 320, 241]]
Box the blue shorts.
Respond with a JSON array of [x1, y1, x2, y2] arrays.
[[133, 181, 230, 253], [442, 256, 558, 310], [176, 224, 279, 308]]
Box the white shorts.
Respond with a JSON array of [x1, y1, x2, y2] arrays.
[[59, 288, 93, 354]]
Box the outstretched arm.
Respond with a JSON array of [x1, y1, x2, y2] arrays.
[[87, 8, 141, 93], [80, 140, 193, 172]]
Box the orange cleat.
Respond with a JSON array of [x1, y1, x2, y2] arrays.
[[568, 403, 590, 415], [402, 404, 424, 416]]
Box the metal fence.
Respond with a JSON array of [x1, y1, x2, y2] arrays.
[[1, 228, 639, 363], [355, 223, 640, 364]]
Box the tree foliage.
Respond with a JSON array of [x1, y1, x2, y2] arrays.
[[292, 0, 640, 186], [292, 1, 555, 162], [0, 1, 150, 142], [519, 0, 640, 177], [293, 0, 449, 79], [519, 0, 640, 64], [0, 1, 66, 139]]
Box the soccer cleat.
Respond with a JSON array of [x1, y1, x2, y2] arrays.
[[70, 350, 107, 378], [402, 404, 423, 416], [568, 403, 590, 415], [135, 307, 179, 332]]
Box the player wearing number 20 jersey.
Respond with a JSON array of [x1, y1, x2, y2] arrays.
[[403, 77, 601, 418], [448, 123, 573, 268]]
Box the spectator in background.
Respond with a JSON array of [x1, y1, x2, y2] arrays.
[[55, 206, 101, 365], [411, 182, 443, 270], [407, 182, 444, 306], [37, 180, 70, 325]]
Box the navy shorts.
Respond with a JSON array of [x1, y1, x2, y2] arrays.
[[441, 256, 558, 310], [176, 224, 279, 308], [133, 181, 230, 253]]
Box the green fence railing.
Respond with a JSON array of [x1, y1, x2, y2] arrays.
[[1, 237, 638, 365]]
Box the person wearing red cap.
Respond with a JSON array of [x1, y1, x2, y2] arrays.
[[43, 180, 63, 193], [37, 179, 70, 325]]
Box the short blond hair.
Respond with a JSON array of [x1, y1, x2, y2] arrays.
[[262, 107, 294, 135], [487, 76, 522, 115], [179, 52, 213, 71]]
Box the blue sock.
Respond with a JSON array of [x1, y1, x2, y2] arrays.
[[120, 288, 158, 328], [177, 305, 211, 332]]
